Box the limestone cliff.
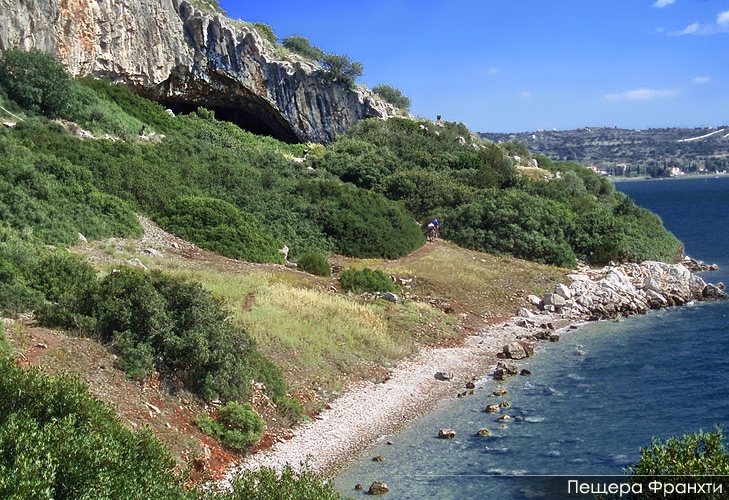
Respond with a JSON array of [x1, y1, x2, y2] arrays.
[[0, 0, 396, 142]]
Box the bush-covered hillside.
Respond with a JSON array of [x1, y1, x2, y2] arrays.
[[0, 48, 681, 269], [318, 118, 683, 266]]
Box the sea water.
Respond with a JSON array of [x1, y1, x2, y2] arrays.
[[334, 176, 729, 499]]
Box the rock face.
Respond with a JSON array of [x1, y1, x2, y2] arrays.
[[0, 0, 397, 143]]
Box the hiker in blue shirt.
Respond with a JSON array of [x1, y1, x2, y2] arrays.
[[431, 219, 440, 238]]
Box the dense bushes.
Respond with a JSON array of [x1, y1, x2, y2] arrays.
[[0, 49, 681, 270], [0, 353, 340, 499], [445, 189, 578, 268], [76, 76, 178, 134], [279, 35, 362, 89], [0, 226, 96, 315], [619, 427, 729, 499], [626, 426, 729, 477], [0, 132, 142, 245], [282, 35, 324, 60], [0, 357, 189, 499], [319, 117, 681, 266], [159, 196, 284, 264], [297, 180, 425, 259], [296, 252, 331, 276], [340, 267, 396, 294], [226, 464, 345, 500], [196, 402, 265, 450], [38, 267, 294, 406]]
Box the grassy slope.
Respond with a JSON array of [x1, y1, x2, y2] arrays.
[[6, 219, 567, 470]]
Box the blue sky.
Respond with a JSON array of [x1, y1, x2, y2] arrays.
[[218, 0, 728, 133]]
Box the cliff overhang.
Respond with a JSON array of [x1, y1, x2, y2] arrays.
[[0, 0, 397, 143]]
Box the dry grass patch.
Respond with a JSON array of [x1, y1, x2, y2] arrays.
[[384, 241, 567, 318], [241, 284, 413, 391]]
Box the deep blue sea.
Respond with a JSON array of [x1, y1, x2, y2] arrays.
[[334, 176, 729, 499]]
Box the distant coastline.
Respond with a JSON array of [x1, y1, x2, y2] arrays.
[[610, 172, 729, 183]]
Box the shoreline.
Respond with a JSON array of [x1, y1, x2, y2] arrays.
[[230, 260, 727, 482], [231, 315, 575, 480]]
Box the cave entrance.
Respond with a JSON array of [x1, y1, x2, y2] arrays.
[[163, 101, 301, 144]]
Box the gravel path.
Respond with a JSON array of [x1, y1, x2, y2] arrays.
[[231, 320, 550, 479]]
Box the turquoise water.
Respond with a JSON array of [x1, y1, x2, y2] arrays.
[[334, 176, 729, 499]]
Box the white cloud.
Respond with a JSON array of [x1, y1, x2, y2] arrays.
[[605, 88, 677, 101], [693, 76, 711, 84], [652, 0, 675, 7], [672, 10, 729, 35], [675, 22, 701, 35]]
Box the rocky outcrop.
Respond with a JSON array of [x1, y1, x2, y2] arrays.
[[534, 261, 726, 320], [0, 0, 397, 143]]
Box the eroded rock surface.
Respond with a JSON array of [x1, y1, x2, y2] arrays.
[[0, 0, 397, 143]]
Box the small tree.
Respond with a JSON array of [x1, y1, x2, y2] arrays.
[[0, 49, 73, 117], [372, 84, 411, 111], [320, 53, 363, 89]]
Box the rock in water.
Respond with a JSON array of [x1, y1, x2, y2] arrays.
[[438, 428, 456, 439], [369, 481, 390, 495]]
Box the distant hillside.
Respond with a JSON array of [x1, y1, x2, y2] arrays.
[[480, 126, 729, 177]]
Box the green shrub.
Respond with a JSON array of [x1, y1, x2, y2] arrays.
[[296, 252, 331, 276], [627, 426, 729, 477], [275, 396, 306, 427], [282, 36, 325, 60], [196, 402, 264, 451], [382, 170, 476, 217], [0, 49, 73, 117], [253, 22, 278, 45], [0, 325, 10, 359], [0, 256, 43, 315], [225, 463, 345, 500], [0, 357, 188, 499], [25, 251, 97, 303], [65, 81, 146, 138], [446, 189, 578, 268], [618, 426, 729, 499], [0, 133, 142, 245], [372, 84, 411, 111], [340, 267, 396, 294], [38, 267, 293, 404], [77, 77, 178, 133]]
